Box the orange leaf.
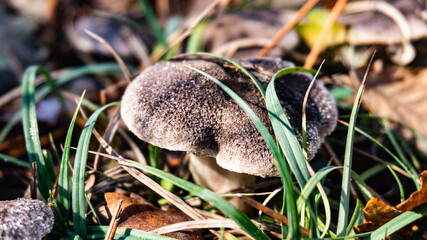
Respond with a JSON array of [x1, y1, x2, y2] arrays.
[[354, 171, 427, 237], [396, 171, 427, 211]]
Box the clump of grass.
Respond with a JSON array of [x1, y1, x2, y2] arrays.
[[3, 50, 424, 239], [2, 10, 425, 238]]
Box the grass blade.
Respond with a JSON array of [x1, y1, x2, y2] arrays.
[[381, 120, 420, 189], [136, 0, 166, 47], [336, 53, 375, 236], [338, 120, 421, 188], [0, 63, 127, 144], [297, 166, 340, 209], [72, 102, 120, 238], [346, 199, 363, 235], [42, 149, 57, 185], [0, 153, 31, 168], [266, 67, 323, 238], [58, 91, 86, 225], [22, 66, 54, 201], [266, 67, 314, 187], [87, 226, 176, 239], [178, 52, 266, 97], [185, 65, 280, 168], [186, 21, 209, 53], [387, 165, 405, 203]]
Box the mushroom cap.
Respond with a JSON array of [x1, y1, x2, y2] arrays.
[[340, 0, 427, 45], [203, 10, 299, 58], [121, 57, 337, 177]]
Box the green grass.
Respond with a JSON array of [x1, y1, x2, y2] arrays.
[[72, 101, 120, 238], [8, 53, 426, 240], [336, 54, 373, 237]]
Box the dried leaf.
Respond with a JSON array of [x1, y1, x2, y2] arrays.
[[336, 66, 427, 152], [96, 192, 203, 240], [354, 171, 427, 237], [363, 67, 427, 152], [397, 171, 427, 211]]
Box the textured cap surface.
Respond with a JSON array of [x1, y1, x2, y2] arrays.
[[0, 198, 54, 240], [121, 57, 337, 177]]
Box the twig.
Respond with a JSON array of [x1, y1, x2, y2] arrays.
[[104, 199, 122, 240], [304, 0, 348, 69], [257, 0, 319, 57], [31, 162, 37, 199], [238, 195, 310, 237]]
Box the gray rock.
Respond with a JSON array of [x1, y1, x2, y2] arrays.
[[0, 198, 54, 240]]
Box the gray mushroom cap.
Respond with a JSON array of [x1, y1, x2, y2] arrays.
[[121, 57, 337, 177]]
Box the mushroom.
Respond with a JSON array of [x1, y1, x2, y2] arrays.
[[340, 0, 427, 65], [121, 56, 337, 210], [203, 10, 299, 58]]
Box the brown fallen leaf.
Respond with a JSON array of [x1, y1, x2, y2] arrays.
[[396, 171, 427, 211], [336, 65, 427, 153], [363, 67, 427, 152], [354, 171, 427, 237], [95, 192, 203, 240], [353, 197, 403, 235]]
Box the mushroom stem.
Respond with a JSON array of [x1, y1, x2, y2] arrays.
[[188, 153, 256, 213]]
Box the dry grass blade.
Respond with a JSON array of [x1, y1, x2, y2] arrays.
[[73, 103, 208, 223], [121, 165, 205, 221], [301, 60, 331, 236], [302, 59, 324, 157], [0, 69, 64, 108], [154, 0, 221, 61], [257, 0, 319, 57], [83, 127, 207, 221], [117, 128, 147, 165], [304, 0, 348, 69], [84, 29, 132, 82], [151, 219, 280, 235], [68, 145, 206, 222], [238, 195, 310, 237], [123, 28, 152, 66], [215, 38, 273, 57], [258, 187, 282, 220]]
